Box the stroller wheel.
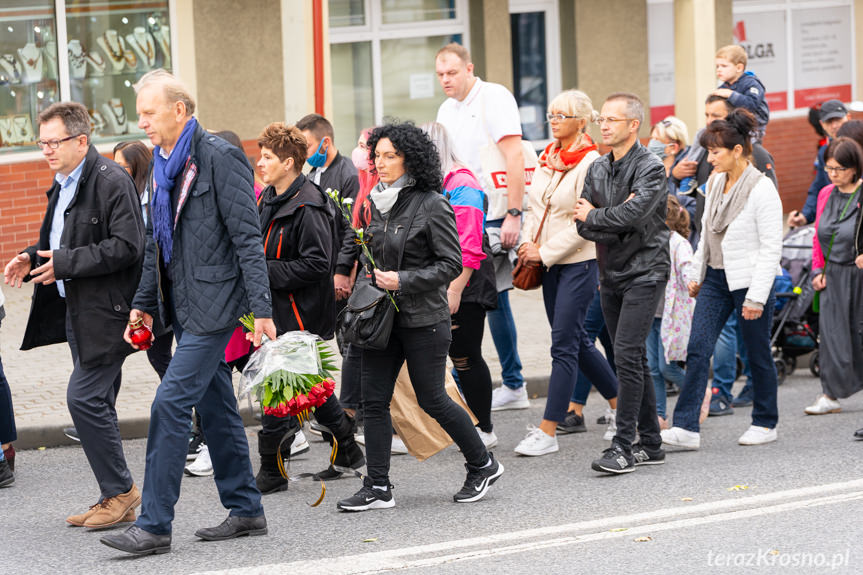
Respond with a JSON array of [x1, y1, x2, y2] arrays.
[[809, 351, 820, 377], [784, 355, 797, 375], [774, 358, 787, 386]]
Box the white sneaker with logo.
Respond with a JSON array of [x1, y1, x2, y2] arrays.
[[514, 426, 559, 456], [602, 409, 617, 441], [804, 395, 841, 415], [477, 429, 498, 449], [184, 445, 213, 476], [291, 430, 310, 456], [661, 426, 701, 450], [738, 425, 777, 445], [491, 385, 530, 411]]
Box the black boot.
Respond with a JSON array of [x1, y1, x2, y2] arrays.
[[314, 437, 365, 480], [312, 397, 365, 480], [255, 431, 291, 494]]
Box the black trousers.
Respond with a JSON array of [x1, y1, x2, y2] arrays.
[[600, 281, 666, 450], [450, 302, 493, 432], [361, 319, 488, 485], [65, 312, 133, 499]]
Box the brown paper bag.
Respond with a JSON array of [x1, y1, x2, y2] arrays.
[[389, 363, 478, 461]]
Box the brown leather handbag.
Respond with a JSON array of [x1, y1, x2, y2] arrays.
[[511, 201, 551, 290]]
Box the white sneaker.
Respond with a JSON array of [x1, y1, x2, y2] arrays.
[[804, 395, 841, 415], [661, 426, 701, 450], [514, 426, 559, 456], [184, 445, 213, 476], [738, 425, 777, 445], [602, 409, 617, 441], [477, 429, 498, 449], [391, 435, 408, 455], [291, 430, 310, 456], [491, 385, 530, 411]]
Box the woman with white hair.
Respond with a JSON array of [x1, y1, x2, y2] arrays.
[[422, 122, 499, 448], [513, 90, 619, 457]]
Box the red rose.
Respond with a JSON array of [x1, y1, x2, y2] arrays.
[[322, 378, 336, 395], [308, 384, 328, 407], [285, 397, 299, 416], [295, 394, 312, 413]]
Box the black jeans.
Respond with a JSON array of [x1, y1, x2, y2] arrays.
[[450, 302, 493, 433], [600, 281, 666, 450], [361, 319, 488, 485]]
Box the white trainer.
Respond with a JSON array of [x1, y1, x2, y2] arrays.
[[602, 409, 617, 441], [738, 425, 777, 445], [477, 429, 499, 449], [391, 435, 408, 455], [514, 426, 559, 456], [491, 385, 530, 411], [184, 445, 213, 476], [804, 395, 841, 415], [291, 430, 310, 456], [661, 426, 701, 450]]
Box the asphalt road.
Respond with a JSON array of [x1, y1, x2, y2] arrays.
[[3, 369, 862, 575]]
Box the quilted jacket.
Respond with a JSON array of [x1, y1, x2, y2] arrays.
[[576, 140, 670, 290], [132, 123, 272, 334]]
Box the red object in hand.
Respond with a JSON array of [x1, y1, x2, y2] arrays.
[[128, 318, 153, 351]]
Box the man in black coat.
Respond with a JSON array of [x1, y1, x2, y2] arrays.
[[575, 92, 670, 476], [3, 102, 145, 528], [100, 70, 276, 556]]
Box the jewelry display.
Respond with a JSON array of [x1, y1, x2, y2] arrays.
[[0, 117, 14, 146], [18, 43, 44, 83], [44, 41, 58, 79], [68, 40, 87, 79], [123, 48, 137, 71], [85, 49, 106, 76], [125, 27, 156, 69], [101, 98, 128, 135], [97, 30, 127, 73], [151, 23, 171, 68], [0, 54, 23, 85], [13, 115, 35, 143], [89, 109, 106, 137]]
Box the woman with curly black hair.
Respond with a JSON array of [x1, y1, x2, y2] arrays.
[[336, 123, 503, 512]]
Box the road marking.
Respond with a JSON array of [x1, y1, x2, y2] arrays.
[[192, 478, 863, 575]]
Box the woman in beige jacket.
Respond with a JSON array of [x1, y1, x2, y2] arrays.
[[513, 90, 620, 456]]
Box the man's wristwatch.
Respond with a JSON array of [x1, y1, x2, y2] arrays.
[[507, 208, 522, 217]]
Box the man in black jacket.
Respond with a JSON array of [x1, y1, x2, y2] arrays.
[[575, 93, 669, 475], [4, 102, 145, 527], [100, 70, 276, 556]]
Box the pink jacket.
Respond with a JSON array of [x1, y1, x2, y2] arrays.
[[811, 183, 836, 272]]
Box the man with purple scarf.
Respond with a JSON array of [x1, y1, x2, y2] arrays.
[[101, 70, 276, 556]]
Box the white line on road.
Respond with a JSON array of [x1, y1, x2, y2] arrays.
[[192, 478, 863, 575]]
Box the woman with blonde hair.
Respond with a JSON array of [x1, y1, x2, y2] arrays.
[[513, 90, 619, 456]]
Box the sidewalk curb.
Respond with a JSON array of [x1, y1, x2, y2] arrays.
[[12, 376, 551, 450]]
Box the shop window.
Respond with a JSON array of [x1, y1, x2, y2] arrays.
[[329, 0, 365, 27], [331, 41, 374, 142], [381, 0, 455, 24], [0, 0, 173, 155]]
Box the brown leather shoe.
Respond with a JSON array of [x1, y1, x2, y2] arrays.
[[68, 503, 136, 527], [84, 484, 141, 529]]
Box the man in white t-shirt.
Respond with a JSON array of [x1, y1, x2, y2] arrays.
[[435, 42, 528, 410]]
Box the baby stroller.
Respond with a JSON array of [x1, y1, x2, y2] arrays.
[[770, 225, 820, 384]]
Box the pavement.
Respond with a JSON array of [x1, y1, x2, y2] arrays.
[[1, 284, 554, 449]]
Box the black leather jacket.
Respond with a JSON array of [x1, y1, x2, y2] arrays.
[[577, 140, 670, 289], [352, 185, 462, 328]]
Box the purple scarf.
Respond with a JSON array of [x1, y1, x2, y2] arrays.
[[152, 117, 198, 263]]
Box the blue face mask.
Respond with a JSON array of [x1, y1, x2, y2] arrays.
[[307, 138, 329, 168], [647, 138, 668, 160]]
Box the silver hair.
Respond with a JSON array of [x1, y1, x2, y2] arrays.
[[606, 92, 644, 125], [133, 69, 196, 115], [548, 90, 599, 130], [420, 121, 462, 176]]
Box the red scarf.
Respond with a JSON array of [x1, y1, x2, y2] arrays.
[[538, 134, 598, 172]]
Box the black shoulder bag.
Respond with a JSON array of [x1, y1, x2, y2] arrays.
[[337, 195, 421, 350]]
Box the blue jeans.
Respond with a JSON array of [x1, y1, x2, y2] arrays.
[[711, 315, 753, 398], [671, 267, 777, 433], [646, 317, 686, 419], [137, 300, 263, 535], [486, 218, 525, 390], [541, 261, 618, 422], [571, 288, 617, 405]]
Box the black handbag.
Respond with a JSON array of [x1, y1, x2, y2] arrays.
[[337, 194, 421, 350]]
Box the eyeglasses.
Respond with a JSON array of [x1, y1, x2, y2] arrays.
[[824, 165, 851, 174], [37, 134, 82, 149], [596, 117, 633, 126], [546, 113, 578, 123]]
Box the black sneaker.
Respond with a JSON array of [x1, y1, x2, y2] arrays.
[[187, 432, 205, 461], [0, 459, 13, 488], [591, 443, 635, 474], [631, 443, 666, 466], [337, 478, 394, 512], [732, 384, 754, 407], [708, 394, 734, 417], [63, 427, 81, 442], [557, 411, 587, 434], [453, 452, 504, 503], [665, 381, 680, 397]]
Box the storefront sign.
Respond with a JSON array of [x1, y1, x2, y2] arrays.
[[791, 6, 853, 108], [732, 10, 788, 111]]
